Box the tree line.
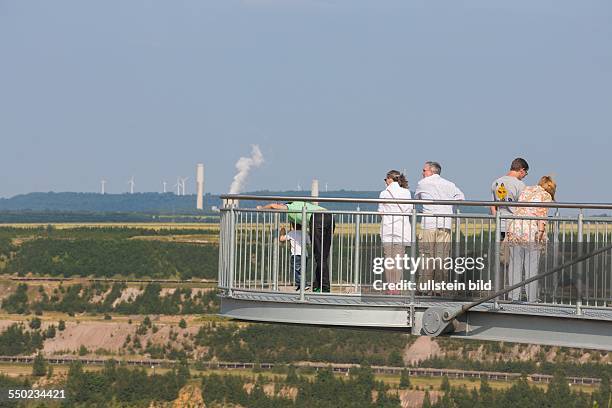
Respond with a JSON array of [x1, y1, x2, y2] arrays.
[[1, 282, 219, 316], [200, 366, 611, 408]]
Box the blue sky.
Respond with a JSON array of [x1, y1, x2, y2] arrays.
[[1, 1, 611, 201]]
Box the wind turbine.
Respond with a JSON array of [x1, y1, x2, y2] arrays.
[[100, 179, 107, 195], [174, 177, 181, 195], [127, 176, 135, 194], [162, 181, 167, 193], [325, 182, 328, 193], [180, 177, 189, 196], [297, 183, 302, 191]]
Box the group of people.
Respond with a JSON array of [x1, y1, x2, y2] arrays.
[[379, 158, 556, 301], [259, 157, 556, 302]]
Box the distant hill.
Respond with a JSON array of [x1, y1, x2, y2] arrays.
[[0, 191, 486, 215], [0, 192, 209, 214]]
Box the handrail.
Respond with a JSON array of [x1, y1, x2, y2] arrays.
[[444, 242, 612, 322], [221, 207, 589, 222], [220, 194, 612, 210]]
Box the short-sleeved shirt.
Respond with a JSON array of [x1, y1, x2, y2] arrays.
[[491, 176, 526, 232], [286, 202, 326, 226], [506, 185, 552, 245], [286, 230, 310, 256]]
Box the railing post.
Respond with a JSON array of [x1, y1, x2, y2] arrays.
[[272, 212, 280, 292], [576, 210, 584, 315], [410, 206, 418, 305], [218, 211, 225, 289], [228, 207, 236, 297], [493, 209, 501, 309], [300, 204, 307, 301], [353, 206, 361, 293], [454, 209, 461, 281], [552, 209, 560, 302]]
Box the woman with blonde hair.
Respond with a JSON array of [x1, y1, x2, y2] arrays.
[[505, 176, 556, 302]]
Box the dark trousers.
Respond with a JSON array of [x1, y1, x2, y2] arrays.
[[309, 213, 335, 292]]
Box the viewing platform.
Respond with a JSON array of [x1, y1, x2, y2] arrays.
[[218, 195, 612, 350]]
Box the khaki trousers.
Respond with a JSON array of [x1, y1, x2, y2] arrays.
[[418, 228, 451, 292]]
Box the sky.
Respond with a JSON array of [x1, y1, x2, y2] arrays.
[[1, 0, 611, 202]]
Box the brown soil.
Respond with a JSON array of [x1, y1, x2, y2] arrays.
[[399, 389, 441, 408], [112, 287, 143, 307], [43, 321, 133, 354], [404, 336, 441, 365]]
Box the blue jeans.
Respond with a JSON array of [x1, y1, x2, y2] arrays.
[[291, 255, 303, 287]]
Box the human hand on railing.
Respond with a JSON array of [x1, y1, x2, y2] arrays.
[[536, 230, 547, 243]]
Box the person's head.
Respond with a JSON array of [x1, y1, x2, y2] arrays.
[[510, 157, 529, 180], [384, 170, 408, 188], [422, 161, 441, 178], [538, 175, 556, 200]]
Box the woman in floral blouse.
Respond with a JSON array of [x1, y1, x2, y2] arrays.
[[505, 176, 556, 302]]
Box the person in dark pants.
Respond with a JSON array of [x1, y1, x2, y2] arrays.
[[309, 212, 335, 292], [258, 201, 335, 292]]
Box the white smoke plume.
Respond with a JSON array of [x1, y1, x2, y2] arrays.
[[229, 145, 264, 194]]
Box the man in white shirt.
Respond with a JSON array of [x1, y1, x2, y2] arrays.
[[415, 161, 465, 294]]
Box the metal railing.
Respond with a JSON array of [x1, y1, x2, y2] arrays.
[[218, 195, 612, 310]]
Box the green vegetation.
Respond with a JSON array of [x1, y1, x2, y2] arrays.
[[0, 323, 44, 355], [1, 282, 219, 315], [195, 323, 413, 365], [0, 225, 218, 279], [32, 352, 47, 376], [202, 365, 400, 408], [200, 367, 611, 408], [419, 354, 612, 379], [63, 359, 190, 406], [399, 369, 411, 388], [7, 238, 217, 279]]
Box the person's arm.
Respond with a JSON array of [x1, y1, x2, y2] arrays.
[[414, 183, 426, 200], [405, 190, 414, 212], [536, 193, 552, 242], [490, 184, 497, 215], [536, 220, 547, 242], [453, 185, 465, 201], [257, 203, 287, 210], [378, 190, 387, 213]]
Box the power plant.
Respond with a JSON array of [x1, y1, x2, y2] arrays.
[[311, 178, 319, 204], [196, 163, 205, 210]]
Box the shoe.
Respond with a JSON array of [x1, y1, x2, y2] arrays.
[[295, 286, 310, 291], [313, 287, 321, 293]]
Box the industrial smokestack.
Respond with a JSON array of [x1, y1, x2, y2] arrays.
[[196, 163, 205, 210], [311, 179, 319, 205]]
